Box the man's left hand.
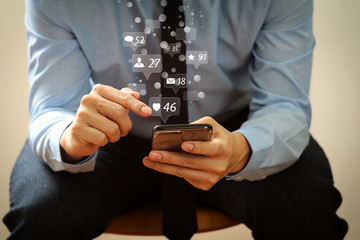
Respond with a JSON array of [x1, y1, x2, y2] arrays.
[[143, 117, 251, 190]]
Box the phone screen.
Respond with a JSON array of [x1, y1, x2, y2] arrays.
[[151, 124, 213, 151]]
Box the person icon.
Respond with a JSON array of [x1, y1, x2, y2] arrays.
[[134, 57, 145, 68]]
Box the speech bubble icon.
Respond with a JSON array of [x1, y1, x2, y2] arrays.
[[183, 90, 200, 103], [186, 51, 208, 69], [132, 54, 162, 80], [123, 32, 146, 51], [164, 74, 187, 93], [149, 97, 180, 123], [175, 27, 197, 41], [124, 35, 133, 42], [145, 19, 161, 33]]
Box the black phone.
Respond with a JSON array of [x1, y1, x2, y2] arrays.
[[151, 124, 213, 151]]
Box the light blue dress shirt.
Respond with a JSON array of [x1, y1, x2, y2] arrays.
[[25, 0, 314, 180]]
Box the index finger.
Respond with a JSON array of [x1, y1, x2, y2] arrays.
[[92, 84, 152, 117], [121, 87, 140, 100]]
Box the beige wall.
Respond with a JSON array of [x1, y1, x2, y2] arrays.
[[0, 1, 359, 239]]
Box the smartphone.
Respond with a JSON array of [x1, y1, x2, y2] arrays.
[[151, 124, 213, 151]]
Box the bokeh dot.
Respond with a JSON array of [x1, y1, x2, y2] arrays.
[[139, 89, 146, 96], [160, 0, 167, 7], [140, 48, 147, 55], [184, 26, 191, 33], [160, 41, 168, 49], [198, 92, 205, 99], [159, 14, 167, 22], [194, 75, 201, 82], [161, 71, 169, 78], [154, 82, 161, 89], [178, 54, 186, 61], [134, 17, 141, 23], [144, 27, 151, 34]]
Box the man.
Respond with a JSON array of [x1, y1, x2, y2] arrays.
[[3, 0, 348, 239]]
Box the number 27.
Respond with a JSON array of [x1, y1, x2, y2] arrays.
[[149, 58, 161, 68]]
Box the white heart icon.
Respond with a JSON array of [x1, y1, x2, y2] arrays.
[[152, 103, 161, 112]]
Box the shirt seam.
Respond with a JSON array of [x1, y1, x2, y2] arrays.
[[264, 0, 310, 27], [261, 10, 313, 32], [252, 39, 315, 65]]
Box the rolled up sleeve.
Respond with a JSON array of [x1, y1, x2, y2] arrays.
[[26, 0, 95, 173], [229, 0, 315, 181]]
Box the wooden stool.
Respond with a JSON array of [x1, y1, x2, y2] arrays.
[[105, 201, 241, 236]]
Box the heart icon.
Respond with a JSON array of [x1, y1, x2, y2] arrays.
[[152, 103, 161, 112]]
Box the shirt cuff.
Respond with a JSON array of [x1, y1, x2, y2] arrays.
[[45, 119, 97, 173], [50, 151, 97, 174], [225, 127, 297, 181]]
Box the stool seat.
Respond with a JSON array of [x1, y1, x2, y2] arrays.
[[105, 201, 241, 235]]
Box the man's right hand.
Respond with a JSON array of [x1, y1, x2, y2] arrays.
[[60, 84, 152, 163]]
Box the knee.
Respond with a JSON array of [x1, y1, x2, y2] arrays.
[[4, 141, 108, 239], [246, 184, 348, 239], [4, 193, 107, 239], [4, 193, 60, 238]]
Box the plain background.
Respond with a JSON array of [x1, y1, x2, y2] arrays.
[[1, 1, 359, 239]]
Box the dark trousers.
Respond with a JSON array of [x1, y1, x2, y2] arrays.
[[3, 130, 348, 239]]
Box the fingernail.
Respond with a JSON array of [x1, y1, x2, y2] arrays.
[[183, 142, 194, 151], [151, 152, 162, 160], [143, 158, 154, 167], [141, 106, 152, 115]]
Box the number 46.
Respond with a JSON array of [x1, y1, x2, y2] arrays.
[[163, 102, 177, 112]]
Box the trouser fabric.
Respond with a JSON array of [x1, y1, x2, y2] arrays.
[[3, 117, 348, 240]]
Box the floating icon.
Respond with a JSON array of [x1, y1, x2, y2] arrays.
[[132, 54, 162, 80], [184, 90, 200, 103], [124, 35, 134, 42], [134, 58, 145, 68], [163, 43, 181, 57], [145, 19, 161, 34], [166, 78, 176, 85], [186, 51, 208, 69], [152, 103, 161, 112], [176, 27, 196, 41], [123, 32, 146, 51], [164, 74, 187, 93], [149, 97, 180, 123], [188, 54, 195, 61]]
